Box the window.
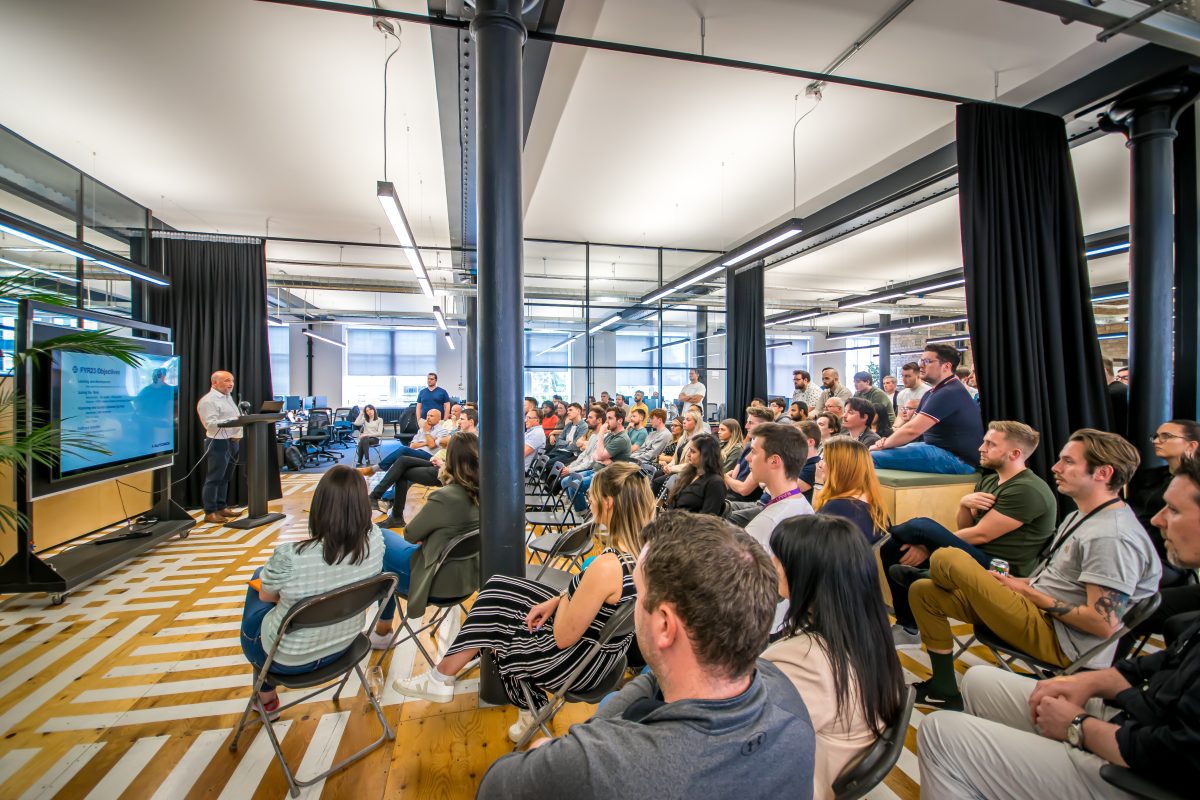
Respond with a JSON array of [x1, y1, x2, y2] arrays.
[[344, 328, 438, 405], [524, 332, 571, 401], [268, 326, 289, 397], [614, 333, 656, 398], [766, 335, 812, 398], [845, 337, 880, 380]]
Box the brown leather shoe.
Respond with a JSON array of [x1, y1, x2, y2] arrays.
[[220, 508, 241, 518], [356, 466, 375, 477], [203, 513, 227, 525]]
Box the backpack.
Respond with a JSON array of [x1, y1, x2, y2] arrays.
[[284, 444, 304, 472]]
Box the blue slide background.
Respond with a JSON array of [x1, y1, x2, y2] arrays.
[[57, 351, 178, 475]]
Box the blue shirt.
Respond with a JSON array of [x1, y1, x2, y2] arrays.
[[798, 455, 820, 503], [916, 376, 984, 468], [735, 442, 752, 481], [417, 386, 450, 414]]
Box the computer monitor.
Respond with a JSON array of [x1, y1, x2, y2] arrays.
[[313, 395, 328, 409], [285, 395, 301, 411], [302, 396, 314, 411]]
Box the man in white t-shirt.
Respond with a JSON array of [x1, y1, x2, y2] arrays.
[[677, 368, 706, 415], [742, 422, 815, 632], [895, 361, 930, 411], [524, 407, 547, 472]]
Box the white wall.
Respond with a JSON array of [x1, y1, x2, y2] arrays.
[[288, 323, 344, 405], [435, 328, 468, 400]]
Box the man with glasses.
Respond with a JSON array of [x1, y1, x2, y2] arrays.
[[524, 407, 547, 473], [870, 344, 983, 474], [895, 397, 921, 430]]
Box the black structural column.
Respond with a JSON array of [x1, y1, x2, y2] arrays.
[[472, 0, 526, 705], [1101, 69, 1200, 469], [878, 314, 891, 381]]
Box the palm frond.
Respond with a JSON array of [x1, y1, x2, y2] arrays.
[[16, 328, 144, 368], [0, 504, 28, 537]]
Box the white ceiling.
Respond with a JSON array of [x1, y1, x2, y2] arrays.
[[0, 0, 1148, 327]]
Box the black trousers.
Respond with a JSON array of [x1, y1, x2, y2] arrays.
[[371, 455, 439, 522], [202, 438, 239, 513], [1115, 583, 1200, 660], [356, 436, 380, 463]]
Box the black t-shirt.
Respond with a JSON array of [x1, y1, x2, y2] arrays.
[[798, 455, 820, 503], [916, 376, 984, 467]]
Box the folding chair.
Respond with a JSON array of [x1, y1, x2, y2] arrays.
[[377, 529, 481, 669], [526, 482, 585, 535], [831, 685, 916, 800], [974, 592, 1162, 677], [526, 522, 595, 592], [512, 601, 636, 750], [229, 573, 398, 798], [1100, 765, 1189, 800]]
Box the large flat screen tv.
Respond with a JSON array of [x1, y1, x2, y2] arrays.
[[22, 303, 176, 499]]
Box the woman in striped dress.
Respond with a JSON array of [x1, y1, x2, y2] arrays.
[[393, 461, 654, 741]]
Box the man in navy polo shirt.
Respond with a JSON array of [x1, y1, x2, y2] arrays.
[[416, 372, 450, 421], [869, 343, 983, 475]]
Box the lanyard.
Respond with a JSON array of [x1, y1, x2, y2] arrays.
[[1037, 497, 1121, 569], [765, 487, 804, 508]]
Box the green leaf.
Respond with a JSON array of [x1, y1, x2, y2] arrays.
[[16, 328, 144, 368]]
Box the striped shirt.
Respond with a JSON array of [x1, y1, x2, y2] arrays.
[[259, 525, 385, 665]]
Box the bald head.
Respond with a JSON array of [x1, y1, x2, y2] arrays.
[[211, 371, 234, 395]]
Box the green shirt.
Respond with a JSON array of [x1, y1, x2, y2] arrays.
[[975, 469, 1057, 576], [627, 427, 648, 447], [856, 386, 896, 422], [603, 431, 632, 465]]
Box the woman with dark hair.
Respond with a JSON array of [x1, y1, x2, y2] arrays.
[[354, 404, 385, 466], [870, 402, 894, 439], [370, 432, 481, 649], [1130, 419, 1200, 584], [765, 514, 905, 799], [664, 433, 726, 515], [540, 400, 559, 436], [240, 465, 385, 718], [815, 412, 842, 443]]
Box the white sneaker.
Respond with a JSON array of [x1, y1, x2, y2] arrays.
[[508, 708, 540, 743], [891, 623, 923, 649], [392, 671, 453, 703], [369, 630, 399, 650]]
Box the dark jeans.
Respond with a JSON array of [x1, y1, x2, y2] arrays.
[[1115, 583, 1200, 661], [881, 517, 991, 629], [356, 436, 380, 463], [202, 438, 240, 513], [370, 455, 440, 522], [240, 567, 348, 692]]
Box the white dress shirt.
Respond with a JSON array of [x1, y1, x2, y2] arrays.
[[197, 388, 242, 439]]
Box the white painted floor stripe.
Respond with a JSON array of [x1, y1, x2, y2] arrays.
[[82, 735, 170, 800], [0, 624, 28, 648], [0, 748, 38, 787], [291, 710, 351, 798], [0, 620, 110, 702], [0, 622, 71, 672], [177, 607, 242, 620], [17, 742, 105, 800], [105, 654, 247, 678], [217, 721, 294, 800], [0, 615, 155, 736], [132, 637, 241, 657], [149, 728, 231, 800], [156, 621, 242, 637], [75, 674, 249, 704]]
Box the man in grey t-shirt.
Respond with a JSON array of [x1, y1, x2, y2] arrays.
[[908, 429, 1160, 710]]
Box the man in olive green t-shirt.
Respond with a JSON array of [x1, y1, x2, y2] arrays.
[[883, 421, 1057, 641]]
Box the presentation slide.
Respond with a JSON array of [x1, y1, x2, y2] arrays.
[[56, 350, 178, 476]]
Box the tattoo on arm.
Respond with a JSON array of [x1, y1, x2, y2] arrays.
[[1045, 599, 1078, 617], [1093, 589, 1131, 626]]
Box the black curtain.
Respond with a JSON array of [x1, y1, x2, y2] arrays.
[[958, 103, 1110, 485], [147, 235, 281, 509], [725, 266, 767, 421]]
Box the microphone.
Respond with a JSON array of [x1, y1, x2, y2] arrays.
[[238, 397, 251, 415]]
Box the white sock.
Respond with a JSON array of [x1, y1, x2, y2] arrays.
[[429, 668, 456, 685]]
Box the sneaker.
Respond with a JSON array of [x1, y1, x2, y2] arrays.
[[508, 708, 540, 744], [370, 497, 390, 514], [392, 671, 453, 704], [912, 679, 964, 712], [891, 624, 923, 649], [369, 629, 400, 650], [888, 564, 930, 588]]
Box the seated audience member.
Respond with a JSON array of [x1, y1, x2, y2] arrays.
[[457, 407, 478, 434], [743, 423, 815, 554], [539, 401, 559, 436], [626, 408, 649, 449], [768, 397, 788, 421], [717, 418, 745, 472], [549, 405, 602, 487], [766, 514, 905, 800], [870, 344, 983, 475], [1117, 365, 1129, 384], [1102, 356, 1129, 439], [894, 396, 920, 430], [524, 396, 538, 417], [477, 512, 817, 797], [870, 402, 893, 439], [796, 420, 823, 502], [396, 463, 651, 742], [852, 371, 895, 423], [652, 409, 702, 493], [956, 365, 979, 399], [664, 433, 727, 516], [814, 411, 842, 442], [750, 397, 767, 409], [894, 361, 929, 411], [788, 401, 809, 422], [841, 398, 881, 447], [368, 415, 466, 522], [632, 408, 672, 466], [917, 455, 1200, 800], [656, 416, 684, 467], [393, 408, 454, 462], [908, 429, 1161, 710], [882, 374, 897, 411], [884, 421, 1057, 647], [524, 407, 547, 473], [241, 466, 385, 718], [353, 404, 384, 467], [370, 432, 480, 650], [812, 438, 889, 545], [724, 407, 775, 502], [544, 403, 585, 463], [793, 368, 822, 411], [563, 406, 633, 512], [614, 394, 629, 414], [823, 396, 846, 420], [599, 391, 612, 407], [817, 367, 852, 414]]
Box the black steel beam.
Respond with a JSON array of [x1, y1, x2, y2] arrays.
[[999, 0, 1200, 57]]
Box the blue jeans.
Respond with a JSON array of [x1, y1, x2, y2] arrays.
[[392, 445, 433, 462], [240, 568, 348, 691], [203, 438, 240, 513], [381, 532, 418, 621], [870, 443, 976, 475], [881, 517, 991, 628], [562, 470, 593, 512]]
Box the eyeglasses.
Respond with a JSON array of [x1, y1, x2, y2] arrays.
[[1152, 432, 1187, 443], [918, 358, 938, 366]]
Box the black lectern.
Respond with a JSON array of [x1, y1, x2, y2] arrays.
[[219, 413, 286, 529]]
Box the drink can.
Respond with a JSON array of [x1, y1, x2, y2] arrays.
[[989, 558, 1010, 578]]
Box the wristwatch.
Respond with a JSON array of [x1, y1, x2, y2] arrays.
[[1066, 713, 1092, 749]]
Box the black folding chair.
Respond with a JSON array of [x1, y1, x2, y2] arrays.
[[974, 593, 1162, 677], [526, 522, 595, 592], [526, 480, 586, 536], [1100, 765, 1189, 800], [512, 601, 636, 750], [831, 685, 916, 800], [376, 529, 481, 669], [229, 573, 397, 798]]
